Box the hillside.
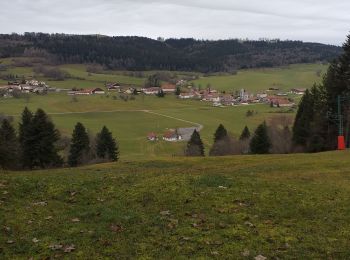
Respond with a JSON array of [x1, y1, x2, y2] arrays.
[[1, 151, 350, 258], [0, 33, 342, 72]]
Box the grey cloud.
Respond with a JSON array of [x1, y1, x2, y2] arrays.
[[0, 0, 348, 45]]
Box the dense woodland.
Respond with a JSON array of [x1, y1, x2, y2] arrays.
[[0, 33, 342, 72]]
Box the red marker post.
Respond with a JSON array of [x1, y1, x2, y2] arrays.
[[338, 136, 345, 150]]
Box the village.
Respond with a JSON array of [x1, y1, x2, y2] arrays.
[[0, 78, 305, 143]]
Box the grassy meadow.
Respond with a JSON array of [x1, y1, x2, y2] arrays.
[[0, 59, 325, 159], [0, 92, 289, 160], [1, 151, 350, 258], [192, 63, 328, 92]]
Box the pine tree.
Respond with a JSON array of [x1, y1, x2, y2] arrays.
[[239, 126, 251, 140], [156, 89, 165, 97], [292, 89, 313, 147], [96, 126, 119, 161], [68, 122, 90, 167], [0, 119, 19, 169], [175, 86, 181, 96], [214, 124, 228, 142], [19, 107, 34, 169], [185, 130, 205, 156], [250, 122, 271, 154], [30, 109, 62, 168]]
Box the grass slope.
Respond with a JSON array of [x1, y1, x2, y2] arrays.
[[192, 64, 328, 92], [1, 151, 350, 258], [0, 93, 287, 160]]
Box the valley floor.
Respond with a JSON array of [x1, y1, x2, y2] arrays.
[[1, 151, 350, 258]]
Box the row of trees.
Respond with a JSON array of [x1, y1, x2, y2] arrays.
[[0, 108, 118, 170], [292, 34, 350, 152], [0, 33, 341, 72], [185, 119, 290, 157]]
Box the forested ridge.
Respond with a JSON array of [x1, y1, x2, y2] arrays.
[[0, 33, 342, 72]]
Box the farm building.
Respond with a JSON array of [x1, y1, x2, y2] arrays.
[[291, 88, 306, 95], [163, 131, 182, 142], [147, 132, 158, 141], [142, 87, 160, 95], [161, 84, 176, 93]]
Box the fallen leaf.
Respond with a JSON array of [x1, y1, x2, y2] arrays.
[[244, 221, 255, 228], [211, 251, 220, 256], [181, 236, 191, 241], [160, 210, 170, 216], [218, 222, 227, 228], [32, 238, 40, 243], [6, 240, 14, 244], [63, 244, 75, 253], [242, 249, 250, 257], [45, 216, 53, 220], [49, 244, 63, 250], [255, 255, 267, 260], [167, 219, 178, 229], [33, 201, 47, 206], [110, 224, 123, 233], [218, 186, 227, 189], [71, 218, 80, 222]]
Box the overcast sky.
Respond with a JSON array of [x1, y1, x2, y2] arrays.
[[0, 0, 349, 45]]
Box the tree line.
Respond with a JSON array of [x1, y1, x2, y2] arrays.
[[185, 117, 292, 157], [0, 108, 118, 170], [292, 34, 350, 152], [0, 33, 342, 73]]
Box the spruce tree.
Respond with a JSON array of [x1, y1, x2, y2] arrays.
[[185, 130, 205, 156], [19, 107, 34, 169], [157, 89, 165, 97], [292, 89, 313, 147], [68, 122, 90, 167], [239, 126, 251, 140], [250, 122, 271, 154], [96, 126, 119, 161], [0, 119, 19, 169], [30, 109, 62, 168], [213, 124, 228, 142]]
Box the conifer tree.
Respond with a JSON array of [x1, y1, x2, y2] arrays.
[[250, 122, 271, 154], [0, 119, 19, 169], [19, 107, 34, 169], [68, 122, 90, 167], [185, 130, 205, 156], [157, 89, 165, 97], [213, 124, 228, 142], [239, 126, 251, 140], [175, 86, 181, 96], [292, 89, 313, 147], [30, 109, 62, 168], [96, 126, 119, 161]]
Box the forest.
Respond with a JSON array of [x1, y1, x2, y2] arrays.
[[0, 33, 342, 72]]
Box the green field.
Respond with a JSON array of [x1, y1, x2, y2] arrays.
[[1, 151, 350, 258], [0, 92, 289, 160], [192, 63, 328, 92], [0, 60, 325, 159]]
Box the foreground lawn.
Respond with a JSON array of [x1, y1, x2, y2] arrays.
[[1, 151, 350, 259]]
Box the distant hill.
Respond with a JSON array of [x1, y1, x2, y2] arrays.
[[0, 33, 342, 72]]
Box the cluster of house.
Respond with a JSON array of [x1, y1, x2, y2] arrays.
[[67, 88, 105, 95], [0, 80, 52, 97], [176, 86, 306, 107], [147, 130, 182, 142]]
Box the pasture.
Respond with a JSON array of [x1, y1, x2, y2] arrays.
[[1, 151, 350, 258]]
